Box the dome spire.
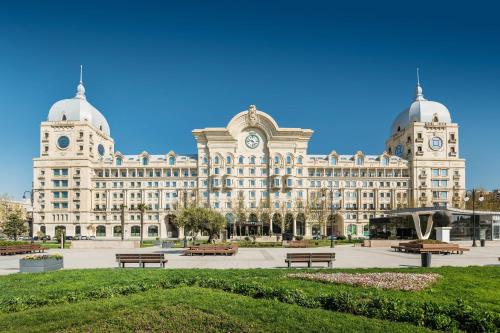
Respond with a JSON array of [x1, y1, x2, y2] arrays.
[[75, 65, 86, 100], [415, 67, 425, 101]]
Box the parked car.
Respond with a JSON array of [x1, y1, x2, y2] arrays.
[[89, 236, 96, 240], [80, 236, 88, 240], [42, 235, 51, 241], [326, 235, 337, 240], [65, 236, 74, 241]]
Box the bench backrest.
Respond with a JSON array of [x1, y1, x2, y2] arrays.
[[116, 253, 164, 259], [287, 253, 335, 259]]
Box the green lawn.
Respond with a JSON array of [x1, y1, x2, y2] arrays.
[[0, 267, 498, 332], [0, 287, 432, 333]]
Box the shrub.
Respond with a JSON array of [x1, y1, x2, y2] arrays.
[[22, 254, 63, 261], [337, 235, 346, 240]]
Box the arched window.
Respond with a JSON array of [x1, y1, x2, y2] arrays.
[[168, 156, 175, 165], [329, 156, 337, 165], [96, 225, 106, 237], [202, 156, 208, 164], [238, 156, 244, 164], [355, 157, 363, 166], [116, 157, 122, 166], [274, 155, 280, 164], [250, 156, 256, 164], [148, 225, 158, 237], [286, 155, 292, 164], [142, 157, 148, 166], [226, 156, 232, 164], [261, 156, 267, 164], [297, 156, 303, 164], [131, 226, 141, 237], [214, 156, 220, 164], [62, 114, 67, 121], [113, 226, 122, 237], [40, 225, 46, 234]]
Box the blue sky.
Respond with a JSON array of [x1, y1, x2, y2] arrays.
[[1, 0, 499, 199]]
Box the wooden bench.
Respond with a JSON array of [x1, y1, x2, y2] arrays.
[[116, 253, 167, 268], [0, 244, 47, 256], [287, 241, 309, 248], [392, 243, 469, 255], [285, 253, 335, 268], [184, 244, 238, 256]]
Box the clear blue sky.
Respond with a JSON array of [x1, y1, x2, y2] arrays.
[[1, 0, 499, 199]]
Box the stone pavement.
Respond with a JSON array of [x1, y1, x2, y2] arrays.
[[0, 241, 499, 275]]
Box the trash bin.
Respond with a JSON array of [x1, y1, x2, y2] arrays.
[[421, 253, 432, 267], [480, 239, 486, 247]]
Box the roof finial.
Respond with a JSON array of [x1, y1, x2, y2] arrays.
[[75, 65, 86, 100], [415, 67, 425, 101]]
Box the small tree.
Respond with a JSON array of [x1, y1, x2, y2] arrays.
[[1, 210, 27, 240], [175, 207, 226, 243], [205, 210, 226, 243]]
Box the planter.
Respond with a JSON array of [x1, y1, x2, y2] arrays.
[[20, 258, 63, 273]]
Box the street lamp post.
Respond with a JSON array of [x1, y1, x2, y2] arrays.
[[321, 185, 336, 249], [464, 189, 484, 247], [22, 189, 34, 243]]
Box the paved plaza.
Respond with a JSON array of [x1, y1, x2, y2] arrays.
[[1, 241, 499, 275]]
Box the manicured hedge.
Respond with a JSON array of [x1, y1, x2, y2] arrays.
[[0, 241, 29, 246], [0, 275, 497, 332]]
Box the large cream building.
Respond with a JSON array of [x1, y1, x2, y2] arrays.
[[32, 74, 465, 240]]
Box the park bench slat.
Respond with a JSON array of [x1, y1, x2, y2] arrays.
[[116, 253, 167, 268]]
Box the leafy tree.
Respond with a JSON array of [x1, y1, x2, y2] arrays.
[[205, 209, 226, 242], [175, 207, 226, 243], [1, 210, 27, 240]]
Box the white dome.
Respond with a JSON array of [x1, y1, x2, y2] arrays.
[[47, 80, 110, 136], [391, 84, 451, 135]]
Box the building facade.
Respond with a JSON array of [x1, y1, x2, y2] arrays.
[[32, 75, 466, 240]]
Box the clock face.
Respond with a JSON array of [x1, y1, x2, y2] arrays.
[[429, 136, 443, 151], [394, 144, 403, 157], [98, 144, 105, 156], [57, 136, 70, 149], [245, 133, 260, 149]]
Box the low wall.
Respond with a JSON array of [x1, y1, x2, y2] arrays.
[[363, 240, 409, 247], [71, 240, 140, 249]]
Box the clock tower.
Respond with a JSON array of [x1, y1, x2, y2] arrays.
[[386, 75, 465, 209]]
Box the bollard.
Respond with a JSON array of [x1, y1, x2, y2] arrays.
[[480, 239, 485, 247], [421, 252, 431, 267]]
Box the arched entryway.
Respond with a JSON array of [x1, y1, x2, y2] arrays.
[[55, 225, 66, 240], [296, 213, 306, 236], [96, 225, 106, 237], [261, 213, 271, 236], [113, 226, 122, 237], [225, 213, 234, 238], [165, 214, 178, 238], [284, 213, 294, 240], [148, 225, 159, 237], [246, 213, 260, 236]]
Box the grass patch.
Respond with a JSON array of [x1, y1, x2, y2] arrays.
[[0, 267, 498, 331], [0, 287, 433, 333]]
